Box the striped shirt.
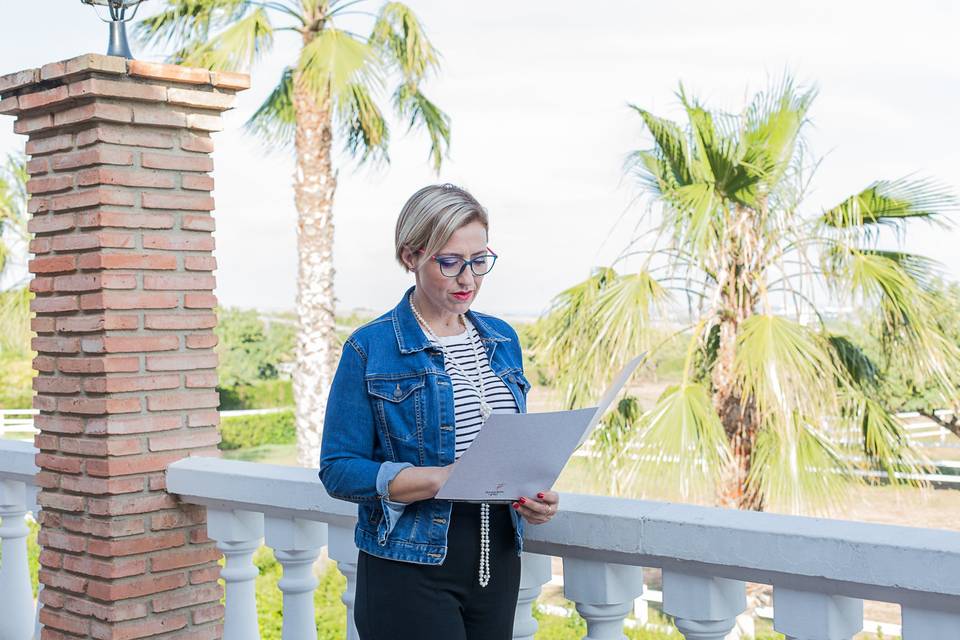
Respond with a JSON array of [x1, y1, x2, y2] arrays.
[[430, 318, 519, 460]]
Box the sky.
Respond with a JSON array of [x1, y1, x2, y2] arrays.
[[1, 0, 958, 318]]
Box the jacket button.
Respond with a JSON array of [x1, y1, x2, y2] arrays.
[[507, 374, 516, 383], [393, 385, 402, 399]]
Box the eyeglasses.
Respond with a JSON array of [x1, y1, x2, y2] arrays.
[[417, 248, 499, 277]]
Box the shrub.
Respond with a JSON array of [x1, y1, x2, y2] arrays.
[[219, 410, 295, 450], [219, 380, 293, 410]]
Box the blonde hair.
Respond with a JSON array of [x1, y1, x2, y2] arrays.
[[395, 184, 489, 271]]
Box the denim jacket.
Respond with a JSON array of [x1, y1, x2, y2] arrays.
[[318, 287, 531, 565]]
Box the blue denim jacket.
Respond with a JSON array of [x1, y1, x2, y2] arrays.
[[319, 287, 531, 565]]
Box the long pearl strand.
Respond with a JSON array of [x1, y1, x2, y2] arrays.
[[410, 292, 493, 587]]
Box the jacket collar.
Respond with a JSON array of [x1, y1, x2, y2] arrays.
[[392, 286, 510, 355]]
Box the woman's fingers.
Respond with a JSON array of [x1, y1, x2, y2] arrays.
[[512, 491, 559, 525]]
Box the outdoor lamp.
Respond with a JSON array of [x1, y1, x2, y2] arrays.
[[80, 0, 149, 59]]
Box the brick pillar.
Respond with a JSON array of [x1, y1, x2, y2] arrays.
[[0, 54, 248, 640]]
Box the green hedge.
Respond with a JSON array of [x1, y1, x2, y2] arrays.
[[219, 410, 295, 450], [218, 380, 293, 411]]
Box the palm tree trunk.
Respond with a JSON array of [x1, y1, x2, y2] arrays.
[[712, 205, 763, 511], [291, 63, 338, 468]]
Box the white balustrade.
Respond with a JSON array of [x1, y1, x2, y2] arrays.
[[901, 605, 960, 639], [513, 552, 552, 640], [661, 571, 745, 639], [327, 523, 359, 640], [0, 440, 39, 640], [563, 559, 644, 639], [264, 517, 327, 640], [207, 509, 264, 640], [772, 587, 862, 639]]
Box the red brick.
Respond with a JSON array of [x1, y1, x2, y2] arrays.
[[149, 474, 167, 491], [38, 529, 87, 552], [61, 514, 146, 538], [27, 196, 51, 213], [35, 452, 83, 474], [27, 174, 73, 194], [146, 352, 218, 371], [62, 595, 147, 623], [76, 167, 176, 189], [34, 395, 57, 411], [90, 613, 188, 640], [182, 174, 214, 191], [0, 67, 38, 93], [128, 60, 210, 85], [152, 582, 222, 613], [0, 95, 18, 115], [83, 335, 180, 353], [211, 70, 251, 90], [142, 152, 214, 172], [52, 273, 102, 292], [53, 231, 135, 251], [147, 392, 219, 413], [87, 531, 185, 558], [81, 291, 178, 310], [14, 112, 53, 135], [144, 273, 215, 290], [39, 549, 63, 569], [26, 132, 73, 155], [50, 187, 136, 212], [57, 396, 141, 415], [34, 414, 83, 434], [179, 132, 214, 153], [187, 410, 219, 428], [35, 433, 59, 450], [144, 313, 216, 330], [57, 314, 138, 333], [37, 510, 62, 528], [32, 336, 80, 353], [148, 428, 219, 451], [44, 53, 126, 79], [167, 87, 235, 110], [57, 356, 140, 374], [68, 77, 167, 102], [60, 474, 145, 495], [78, 209, 175, 230], [62, 555, 147, 580], [88, 493, 179, 517], [184, 292, 217, 309], [28, 213, 75, 234], [142, 233, 215, 252], [33, 376, 82, 394], [150, 509, 206, 531], [50, 147, 133, 171], [33, 355, 57, 372], [130, 103, 188, 128], [85, 414, 181, 435], [26, 156, 49, 174], [30, 236, 53, 253], [39, 608, 90, 636], [35, 470, 62, 488], [59, 436, 141, 457], [40, 568, 88, 594], [185, 371, 218, 387], [17, 85, 69, 110], [77, 124, 174, 150], [85, 572, 187, 602], [78, 252, 177, 270], [30, 277, 54, 293], [31, 315, 56, 332], [31, 295, 80, 313], [182, 214, 215, 231], [151, 545, 221, 572], [85, 452, 185, 477], [186, 113, 223, 131], [29, 254, 76, 274], [54, 101, 132, 127], [186, 334, 219, 349], [142, 192, 215, 211], [192, 603, 225, 626], [189, 566, 220, 585], [84, 374, 180, 393]]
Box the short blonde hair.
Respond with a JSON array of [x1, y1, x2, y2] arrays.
[[395, 184, 489, 270]]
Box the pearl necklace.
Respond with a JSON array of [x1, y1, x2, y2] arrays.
[[410, 292, 492, 587]]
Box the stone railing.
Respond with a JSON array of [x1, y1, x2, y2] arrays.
[[4, 442, 960, 640]]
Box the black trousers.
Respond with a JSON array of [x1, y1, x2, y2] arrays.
[[355, 502, 521, 640]]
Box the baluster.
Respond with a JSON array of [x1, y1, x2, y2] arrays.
[[562, 558, 644, 640], [264, 517, 327, 640], [661, 570, 745, 640], [772, 587, 862, 640], [28, 484, 42, 640], [901, 605, 960, 639], [207, 509, 264, 640], [513, 552, 552, 640], [0, 479, 34, 640], [327, 523, 359, 640]]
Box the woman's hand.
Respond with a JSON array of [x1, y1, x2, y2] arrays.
[[512, 491, 559, 525], [387, 465, 454, 503]]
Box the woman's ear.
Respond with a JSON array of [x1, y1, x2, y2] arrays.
[[400, 247, 418, 272]]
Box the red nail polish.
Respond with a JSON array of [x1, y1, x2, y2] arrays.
[[537, 492, 545, 499], [518, 497, 526, 504], [512, 502, 519, 509]]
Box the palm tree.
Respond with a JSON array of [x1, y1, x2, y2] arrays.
[[534, 78, 958, 512], [138, 1, 451, 466]]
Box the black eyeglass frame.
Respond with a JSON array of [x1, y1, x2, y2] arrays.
[[415, 248, 499, 278]]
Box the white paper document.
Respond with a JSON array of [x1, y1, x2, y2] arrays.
[[435, 354, 646, 502]]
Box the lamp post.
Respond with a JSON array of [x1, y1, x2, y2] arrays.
[[80, 0, 148, 59]]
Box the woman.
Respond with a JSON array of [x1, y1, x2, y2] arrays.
[[319, 184, 559, 640]]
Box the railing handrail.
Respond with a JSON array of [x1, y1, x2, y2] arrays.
[[164, 456, 960, 612], [0, 440, 40, 482]]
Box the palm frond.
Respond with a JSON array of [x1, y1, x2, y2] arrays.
[[821, 177, 957, 232], [827, 334, 879, 389], [245, 68, 296, 148], [297, 27, 381, 102], [391, 85, 450, 173], [339, 82, 390, 165], [370, 2, 440, 83], [175, 6, 274, 71], [136, 0, 250, 49], [627, 106, 691, 186], [855, 396, 932, 485]]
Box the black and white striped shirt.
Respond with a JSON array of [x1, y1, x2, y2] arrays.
[[431, 319, 519, 460]]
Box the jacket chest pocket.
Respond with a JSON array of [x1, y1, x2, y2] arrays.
[[367, 376, 425, 443]]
